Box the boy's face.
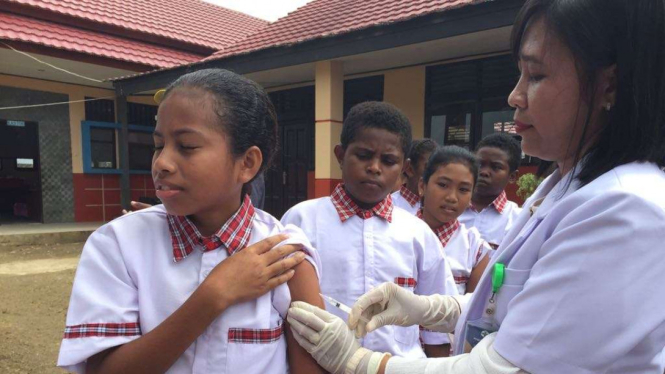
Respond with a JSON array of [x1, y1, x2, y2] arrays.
[[475, 146, 516, 198], [334, 128, 404, 208]]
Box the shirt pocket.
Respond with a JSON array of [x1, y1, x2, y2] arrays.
[[226, 321, 287, 374], [494, 268, 531, 324], [393, 277, 417, 345]]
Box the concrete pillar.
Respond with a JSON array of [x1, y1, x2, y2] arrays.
[[313, 60, 344, 197], [383, 66, 426, 138]]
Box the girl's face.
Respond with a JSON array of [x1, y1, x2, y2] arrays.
[[419, 162, 474, 227], [152, 89, 255, 227], [508, 17, 611, 174]]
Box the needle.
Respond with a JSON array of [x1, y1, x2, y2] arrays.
[[320, 293, 370, 323]]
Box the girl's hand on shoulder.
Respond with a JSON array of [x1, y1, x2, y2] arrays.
[[200, 234, 306, 313]]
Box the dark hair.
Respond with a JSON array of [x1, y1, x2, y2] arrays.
[[476, 132, 522, 173], [341, 101, 412, 156], [422, 146, 479, 186], [409, 139, 439, 169], [162, 69, 279, 178], [512, 0, 665, 186]]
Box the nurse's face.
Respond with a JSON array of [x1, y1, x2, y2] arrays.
[[508, 17, 608, 175]]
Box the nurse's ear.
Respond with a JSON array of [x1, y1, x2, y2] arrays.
[[598, 64, 617, 111]]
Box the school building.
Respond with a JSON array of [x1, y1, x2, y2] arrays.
[[0, 0, 266, 223], [2, 0, 534, 224]]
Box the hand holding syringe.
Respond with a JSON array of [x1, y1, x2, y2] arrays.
[[320, 293, 370, 324]]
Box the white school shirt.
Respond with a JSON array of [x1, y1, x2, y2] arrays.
[[453, 162, 665, 373], [442, 224, 491, 295], [459, 191, 521, 248], [281, 184, 458, 358], [391, 186, 421, 216], [58, 199, 321, 374]]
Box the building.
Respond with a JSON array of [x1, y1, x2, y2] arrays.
[[0, 0, 267, 223], [114, 0, 535, 219]]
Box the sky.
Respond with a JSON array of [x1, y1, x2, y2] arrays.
[[203, 0, 314, 22]]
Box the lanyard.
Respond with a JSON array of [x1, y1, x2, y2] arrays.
[[485, 263, 505, 318]]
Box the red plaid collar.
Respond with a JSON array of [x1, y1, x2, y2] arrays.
[[399, 185, 420, 207], [330, 183, 393, 223], [471, 190, 508, 214], [167, 194, 255, 263], [417, 208, 460, 247]]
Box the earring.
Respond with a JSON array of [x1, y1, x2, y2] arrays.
[[605, 103, 612, 111]]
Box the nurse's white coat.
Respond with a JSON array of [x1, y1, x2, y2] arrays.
[[455, 162, 665, 373]]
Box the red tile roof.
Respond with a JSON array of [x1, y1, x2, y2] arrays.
[[3, 0, 268, 51], [207, 0, 485, 60], [0, 12, 202, 68]]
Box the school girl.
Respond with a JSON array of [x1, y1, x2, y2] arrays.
[[285, 0, 665, 373], [417, 146, 491, 294], [392, 139, 438, 215], [57, 69, 325, 374]]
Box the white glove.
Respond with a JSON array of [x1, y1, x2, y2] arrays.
[[288, 301, 388, 374], [348, 282, 463, 338]]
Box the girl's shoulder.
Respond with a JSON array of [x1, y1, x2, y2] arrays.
[[94, 204, 169, 237]]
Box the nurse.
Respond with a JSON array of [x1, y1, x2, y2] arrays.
[[286, 0, 665, 373]]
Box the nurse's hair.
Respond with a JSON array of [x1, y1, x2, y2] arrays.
[[512, 0, 665, 186], [422, 146, 479, 187], [161, 69, 278, 180]]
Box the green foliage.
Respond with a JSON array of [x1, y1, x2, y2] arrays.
[[516, 173, 544, 201]]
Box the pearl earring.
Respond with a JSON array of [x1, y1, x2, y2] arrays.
[[605, 103, 612, 111]]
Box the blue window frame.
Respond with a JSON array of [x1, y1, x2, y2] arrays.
[[81, 121, 153, 175]]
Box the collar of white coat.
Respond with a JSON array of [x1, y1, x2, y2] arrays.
[[527, 160, 585, 220]]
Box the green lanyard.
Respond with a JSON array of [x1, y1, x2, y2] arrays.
[[492, 263, 505, 294]]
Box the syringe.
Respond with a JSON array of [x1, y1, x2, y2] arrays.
[[320, 293, 370, 323]]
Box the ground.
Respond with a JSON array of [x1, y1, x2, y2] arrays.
[[0, 242, 82, 374]]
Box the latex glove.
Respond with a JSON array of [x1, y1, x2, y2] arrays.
[[288, 301, 379, 374], [348, 282, 463, 338]]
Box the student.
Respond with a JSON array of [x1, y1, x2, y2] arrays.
[[392, 139, 438, 215], [281, 102, 458, 360], [459, 132, 522, 249], [57, 69, 325, 374], [286, 0, 665, 373], [417, 146, 491, 294]]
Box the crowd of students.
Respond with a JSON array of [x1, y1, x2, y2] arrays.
[[55, 0, 665, 372]]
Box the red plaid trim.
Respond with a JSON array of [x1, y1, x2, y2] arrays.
[[63, 322, 141, 339], [454, 275, 470, 285], [399, 185, 420, 207], [228, 322, 284, 344], [167, 194, 255, 262], [475, 241, 489, 265], [330, 183, 393, 223], [417, 209, 460, 248], [492, 191, 508, 214], [394, 277, 417, 288]]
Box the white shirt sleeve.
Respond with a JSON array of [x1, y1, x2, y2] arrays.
[[494, 190, 665, 373], [416, 227, 459, 345], [385, 332, 526, 374], [57, 224, 140, 373]]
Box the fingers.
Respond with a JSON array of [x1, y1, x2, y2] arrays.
[[264, 247, 306, 274], [349, 288, 387, 329], [288, 305, 327, 332], [288, 322, 318, 353], [293, 301, 337, 323], [249, 234, 290, 255], [263, 243, 304, 264], [130, 201, 152, 211], [121, 209, 131, 215], [365, 313, 388, 333], [264, 269, 296, 291]]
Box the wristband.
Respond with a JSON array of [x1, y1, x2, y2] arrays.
[[367, 352, 391, 374], [345, 347, 372, 374]]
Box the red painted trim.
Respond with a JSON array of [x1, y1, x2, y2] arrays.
[[314, 119, 343, 124], [313, 178, 343, 198]]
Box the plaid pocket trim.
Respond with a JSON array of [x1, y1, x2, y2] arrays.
[[228, 322, 284, 344], [63, 322, 141, 339], [394, 277, 417, 288], [454, 275, 469, 284]]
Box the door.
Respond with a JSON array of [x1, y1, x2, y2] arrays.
[[264, 119, 310, 219], [0, 120, 42, 223]]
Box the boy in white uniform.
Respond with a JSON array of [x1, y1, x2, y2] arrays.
[[459, 133, 522, 248], [282, 102, 457, 359], [391, 139, 438, 215]]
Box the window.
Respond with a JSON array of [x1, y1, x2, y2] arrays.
[[85, 98, 115, 122], [90, 127, 116, 169], [128, 130, 153, 171], [128, 102, 157, 127], [343, 75, 384, 118]]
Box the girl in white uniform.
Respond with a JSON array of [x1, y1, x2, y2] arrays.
[[392, 139, 438, 215], [284, 0, 665, 373], [58, 69, 325, 374], [416, 146, 491, 294]]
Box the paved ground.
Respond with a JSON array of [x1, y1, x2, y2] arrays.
[[0, 242, 83, 373]]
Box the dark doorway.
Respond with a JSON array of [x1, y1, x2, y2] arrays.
[[0, 120, 42, 223], [265, 87, 314, 218]]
